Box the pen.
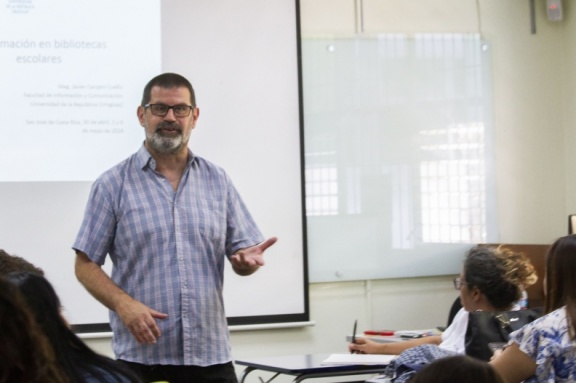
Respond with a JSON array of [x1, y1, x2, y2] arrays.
[[351, 319, 357, 354], [400, 334, 423, 339]]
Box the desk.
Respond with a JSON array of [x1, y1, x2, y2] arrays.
[[235, 354, 388, 383]]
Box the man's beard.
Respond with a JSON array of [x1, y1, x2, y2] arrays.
[[146, 122, 188, 154]]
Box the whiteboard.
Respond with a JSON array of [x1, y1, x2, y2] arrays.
[[301, 35, 498, 282], [0, 0, 307, 331]]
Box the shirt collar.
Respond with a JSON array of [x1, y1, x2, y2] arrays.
[[136, 143, 196, 170]]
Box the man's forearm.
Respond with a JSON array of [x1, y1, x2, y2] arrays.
[[74, 251, 132, 312]]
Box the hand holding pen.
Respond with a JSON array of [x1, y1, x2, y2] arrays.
[[349, 320, 375, 354], [349, 331, 383, 354]]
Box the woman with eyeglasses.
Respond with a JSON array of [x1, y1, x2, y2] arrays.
[[348, 245, 537, 356], [491, 235, 576, 383]]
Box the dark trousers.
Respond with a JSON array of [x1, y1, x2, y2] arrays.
[[118, 360, 238, 383]]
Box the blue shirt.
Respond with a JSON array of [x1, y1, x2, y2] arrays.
[[73, 145, 264, 366], [510, 306, 576, 383]]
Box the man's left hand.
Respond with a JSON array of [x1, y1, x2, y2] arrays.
[[230, 237, 277, 275]]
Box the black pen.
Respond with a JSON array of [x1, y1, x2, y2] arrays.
[[351, 319, 357, 354], [400, 334, 423, 339]]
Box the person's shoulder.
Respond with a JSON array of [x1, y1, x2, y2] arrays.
[[192, 154, 228, 176], [537, 306, 568, 327], [514, 307, 567, 343], [94, 151, 140, 183], [192, 153, 220, 168], [518, 307, 572, 354], [444, 308, 469, 337], [452, 308, 469, 322]]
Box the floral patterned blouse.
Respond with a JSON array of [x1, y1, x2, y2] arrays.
[[509, 306, 576, 382]]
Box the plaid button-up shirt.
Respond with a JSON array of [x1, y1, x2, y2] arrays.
[[73, 145, 263, 366]]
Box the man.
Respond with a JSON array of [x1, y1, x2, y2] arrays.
[[73, 73, 277, 383]]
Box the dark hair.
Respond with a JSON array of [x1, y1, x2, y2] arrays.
[[545, 234, 576, 337], [141, 72, 196, 107], [409, 355, 506, 383], [464, 245, 536, 309], [0, 249, 44, 276], [0, 277, 67, 383], [6, 272, 142, 383]]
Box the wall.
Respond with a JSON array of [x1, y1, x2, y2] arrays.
[[84, 1, 573, 381], [564, 2, 576, 211]]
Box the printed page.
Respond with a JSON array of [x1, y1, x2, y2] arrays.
[[321, 354, 396, 366]]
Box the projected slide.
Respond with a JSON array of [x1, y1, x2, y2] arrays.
[[0, 0, 307, 330], [0, 0, 161, 181]]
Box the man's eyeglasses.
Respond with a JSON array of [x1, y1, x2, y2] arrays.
[[144, 103, 195, 117], [453, 276, 467, 290]]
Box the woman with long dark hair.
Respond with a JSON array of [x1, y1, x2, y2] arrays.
[[0, 276, 67, 383], [6, 272, 143, 383]]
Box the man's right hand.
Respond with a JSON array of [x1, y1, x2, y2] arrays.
[[116, 298, 168, 344], [74, 251, 168, 344]]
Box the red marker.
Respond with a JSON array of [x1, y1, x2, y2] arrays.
[[364, 330, 395, 336]]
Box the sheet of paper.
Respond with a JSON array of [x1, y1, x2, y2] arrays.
[[321, 354, 396, 366]]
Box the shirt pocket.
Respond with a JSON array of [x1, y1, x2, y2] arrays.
[[186, 197, 227, 245]]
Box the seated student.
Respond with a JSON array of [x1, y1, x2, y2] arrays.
[[409, 355, 505, 383], [0, 248, 44, 275], [6, 272, 143, 383], [491, 235, 576, 383], [349, 245, 537, 355], [0, 276, 67, 383]]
